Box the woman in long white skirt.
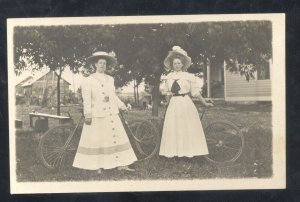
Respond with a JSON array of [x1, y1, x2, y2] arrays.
[[159, 46, 213, 158], [73, 51, 137, 173]]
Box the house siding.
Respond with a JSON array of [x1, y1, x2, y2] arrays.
[[224, 70, 271, 101]]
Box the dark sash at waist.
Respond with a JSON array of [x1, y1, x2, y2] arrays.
[[172, 93, 190, 97]]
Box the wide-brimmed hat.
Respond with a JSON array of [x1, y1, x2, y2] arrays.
[[86, 51, 117, 68], [163, 46, 192, 71]]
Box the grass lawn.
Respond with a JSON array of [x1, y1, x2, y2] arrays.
[[14, 101, 272, 182]]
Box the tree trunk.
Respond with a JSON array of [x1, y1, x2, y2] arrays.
[[207, 57, 211, 98], [202, 56, 208, 97], [41, 72, 50, 107], [57, 72, 62, 115], [203, 56, 207, 84], [152, 73, 161, 116], [136, 84, 139, 106], [133, 80, 137, 105]]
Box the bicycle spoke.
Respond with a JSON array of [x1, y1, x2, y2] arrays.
[[43, 146, 61, 151], [47, 152, 62, 167], [44, 135, 61, 147], [42, 148, 62, 153], [223, 144, 240, 151], [138, 135, 154, 142], [223, 128, 238, 135], [43, 150, 61, 162], [38, 124, 79, 170], [43, 148, 61, 156], [129, 120, 159, 160], [223, 134, 237, 142], [204, 120, 244, 163], [206, 138, 219, 144], [222, 146, 240, 159], [224, 137, 241, 145], [52, 152, 64, 168], [58, 153, 65, 170], [66, 147, 77, 151]]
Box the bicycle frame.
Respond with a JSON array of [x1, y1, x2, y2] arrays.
[[62, 110, 142, 149], [119, 111, 143, 143], [62, 112, 84, 151]]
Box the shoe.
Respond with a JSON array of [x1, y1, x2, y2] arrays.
[[117, 166, 135, 172]]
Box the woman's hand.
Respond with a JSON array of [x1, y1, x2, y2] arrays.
[[204, 98, 214, 107], [205, 98, 214, 104], [163, 95, 172, 106], [205, 102, 214, 107], [120, 106, 129, 113], [85, 117, 92, 125]]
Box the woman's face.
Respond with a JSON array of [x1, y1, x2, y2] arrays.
[[94, 58, 107, 73], [173, 58, 184, 72]]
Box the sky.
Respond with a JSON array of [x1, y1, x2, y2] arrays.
[[14, 64, 203, 94], [15, 66, 141, 93]]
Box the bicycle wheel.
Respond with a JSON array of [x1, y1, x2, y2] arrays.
[[38, 125, 79, 170], [204, 120, 244, 164], [132, 120, 160, 161]]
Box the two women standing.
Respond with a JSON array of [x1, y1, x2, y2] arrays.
[[73, 46, 212, 173]]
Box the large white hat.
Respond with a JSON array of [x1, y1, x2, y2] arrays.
[[86, 51, 117, 68], [163, 46, 192, 71]]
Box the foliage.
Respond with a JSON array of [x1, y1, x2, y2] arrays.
[[14, 21, 272, 115]]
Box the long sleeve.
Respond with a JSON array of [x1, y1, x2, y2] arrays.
[[116, 95, 126, 109], [160, 79, 172, 95], [81, 78, 92, 118], [190, 75, 202, 97], [111, 77, 126, 109]]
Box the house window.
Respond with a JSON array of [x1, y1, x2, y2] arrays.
[[257, 60, 270, 80]]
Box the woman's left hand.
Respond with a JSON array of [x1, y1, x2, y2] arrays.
[[205, 103, 214, 107], [120, 106, 129, 113]]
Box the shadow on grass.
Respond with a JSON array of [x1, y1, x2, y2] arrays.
[[14, 101, 273, 182]]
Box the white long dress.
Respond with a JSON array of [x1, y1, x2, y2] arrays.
[[72, 73, 137, 170], [159, 71, 209, 157]]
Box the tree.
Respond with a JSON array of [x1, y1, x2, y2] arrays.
[[14, 21, 272, 117], [99, 22, 271, 115], [14, 25, 118, 115], [15, 27, 75, 114], [182, 21, 272, 81]]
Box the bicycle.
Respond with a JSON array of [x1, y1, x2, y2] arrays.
[[38, 103, 244, 171], [37, 107, 160, 170], [146, 102, 244, 164], [199, 106, 244, 164]]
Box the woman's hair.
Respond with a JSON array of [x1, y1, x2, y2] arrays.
[[91, 57, 108, 65], [83, 57, 108, 77], [170, 55, 185, 66], [91, 57, 108, 71]]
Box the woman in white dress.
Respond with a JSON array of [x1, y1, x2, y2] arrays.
[[73, 51, 137, 173], [159, 46, 213, 158]]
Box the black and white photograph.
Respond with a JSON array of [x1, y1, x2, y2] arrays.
[[8, 14, 285, 193]]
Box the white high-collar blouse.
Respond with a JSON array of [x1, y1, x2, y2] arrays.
[[160, 71, 202, 97], [81, 73, 125, 118]]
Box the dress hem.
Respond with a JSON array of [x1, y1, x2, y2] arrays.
[[72, 160, 137, 170], [159, 153, 208, 158]]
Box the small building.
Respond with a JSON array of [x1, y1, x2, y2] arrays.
[[224, 61, 271, 101], [205, 58, 272, 101], [15, 71, 71, 106]]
